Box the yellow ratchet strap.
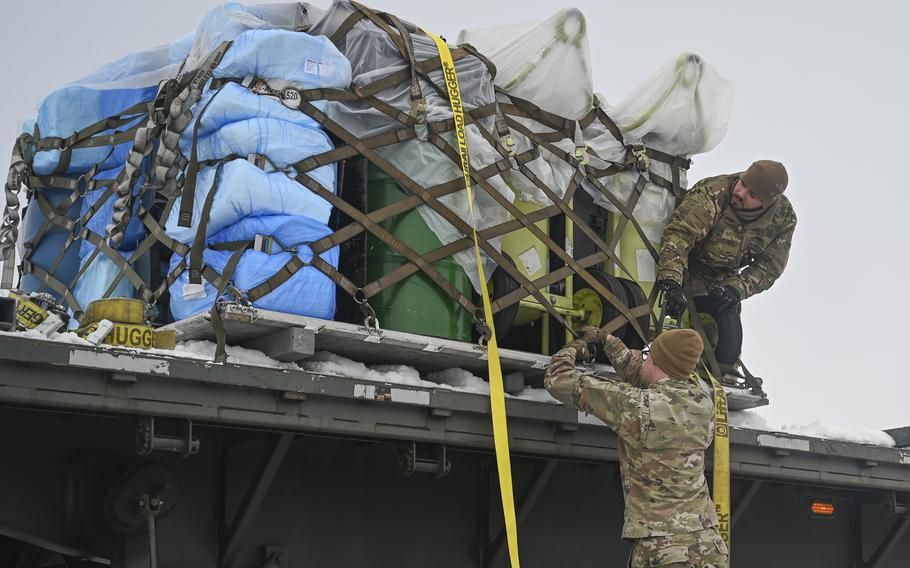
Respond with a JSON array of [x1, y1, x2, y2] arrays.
[[426, 31, 521, 568], [692, 369, 731, 553]]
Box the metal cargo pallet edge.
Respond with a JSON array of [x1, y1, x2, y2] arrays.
[[0, 332, 907, 493], [160, 303, 769, 410]]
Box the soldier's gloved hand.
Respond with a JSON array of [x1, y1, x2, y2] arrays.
[[564, 338, 593, 361], [657, 279, 686, 319], [711, 285, 742, 312], [579, 325, 607, 345]]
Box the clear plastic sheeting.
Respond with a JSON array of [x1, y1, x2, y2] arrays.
[[32, 34, 194, 175], [458, 8, 593, 121], [310, 0, 513, 292], [608, 53, 735, 157], [183, 2, 325, 72], [585, 52, 734, 240]]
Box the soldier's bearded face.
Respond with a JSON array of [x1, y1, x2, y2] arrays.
[[731, 180, 764, 210]]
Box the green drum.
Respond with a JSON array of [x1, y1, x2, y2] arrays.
[[365, 165, 472, 341]]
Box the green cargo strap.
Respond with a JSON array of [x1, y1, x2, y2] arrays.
[[296, 98, 574, 333], [188, 163, 225, 286], [177, 87, 224, 228], [244, 256, 308, 303], [426, 127, 645, 340], [210, 243, 252, 364]]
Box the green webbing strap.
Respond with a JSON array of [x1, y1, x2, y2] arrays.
[[425, 127, 646, 340], [177, 88, 224, 228], [243, 256, 307, 302], [293, 168, 479, 316], [328, 10, 364, 45], [386, 13, 424, 116], [211, 244, 251, 364], [21, 261, 83, 315], [188, 163, 225, 286], [34, 100, 149, 151], [296, 99, 573, 334]]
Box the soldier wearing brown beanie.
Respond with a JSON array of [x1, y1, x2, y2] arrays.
[[546, 327, 728, 567], [655, 160, 797, 378]]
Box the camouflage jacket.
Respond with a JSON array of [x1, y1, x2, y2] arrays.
[[656, 173, 797, 299], [544, 336, 719, 539]]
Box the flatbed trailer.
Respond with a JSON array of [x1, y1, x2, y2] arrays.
[[0, 328, 907, 567]]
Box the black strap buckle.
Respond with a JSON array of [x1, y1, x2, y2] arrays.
[[152, 79, 179, 125]]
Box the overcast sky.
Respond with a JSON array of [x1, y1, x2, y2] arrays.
[[1, 1, 907, 430]]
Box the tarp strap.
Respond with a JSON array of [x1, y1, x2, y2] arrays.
[[177, 87, 224, 228], [188, 163, 225, 286]]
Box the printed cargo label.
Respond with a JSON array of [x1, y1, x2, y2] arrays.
[[519, 247, 542, 276], [304, 59, 321, 75]]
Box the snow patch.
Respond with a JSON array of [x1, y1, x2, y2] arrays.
[[172, 340, 298, 369], [304, 351, 558, 402], [731, 410, 895, 447]]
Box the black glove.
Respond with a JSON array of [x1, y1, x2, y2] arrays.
[[710, 285, 741, 312], [657, 279, 686, 319]]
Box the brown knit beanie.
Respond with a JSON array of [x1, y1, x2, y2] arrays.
[[740, 160, 788, 206], [650, 329, 704, 380]]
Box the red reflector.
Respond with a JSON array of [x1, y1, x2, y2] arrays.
[[810, 501, 836, 516]]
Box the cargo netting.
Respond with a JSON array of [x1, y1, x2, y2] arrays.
[[0, 0, 734, 362]]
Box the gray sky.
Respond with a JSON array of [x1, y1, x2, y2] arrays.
[[1, 1, 907, 430]]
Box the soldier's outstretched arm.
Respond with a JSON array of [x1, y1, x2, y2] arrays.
[[726, 224, 795, 299], [601, 334, 646, 388], [545, 346, 645, 435], [656, 180, 721, 285]]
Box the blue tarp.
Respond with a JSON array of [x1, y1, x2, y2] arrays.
[[169, 214, 338, 320], [17, 187, 82, 298], [165, 158, 334, 245], [78, 165, 151, 257]]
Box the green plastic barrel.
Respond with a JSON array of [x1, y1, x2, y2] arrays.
[[366, 165, 472, 341]]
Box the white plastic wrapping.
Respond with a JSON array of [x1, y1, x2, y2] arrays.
[[584, 53, 735, 240], [310, 0, 514, 292], [184, 2, 324, 72], [607, 53, 735, 157], [458, 8, 593, 121], [461, 9, 733, 241]]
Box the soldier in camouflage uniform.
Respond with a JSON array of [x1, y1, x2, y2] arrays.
[[545, 327, 728, 567], [656, 160, 797, 373]]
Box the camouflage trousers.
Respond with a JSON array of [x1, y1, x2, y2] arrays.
[[628, 527, 729, 568]]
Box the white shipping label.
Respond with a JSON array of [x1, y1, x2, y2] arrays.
[[519, 247, 543, 276], [636, 249, 656, 282], [304, 59, 321, 75]]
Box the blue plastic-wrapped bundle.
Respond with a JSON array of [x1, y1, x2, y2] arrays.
[[165, 158, 334, 245], [169, 214, 338, 320], [17, 187, 82, 298], [78, 165, 151, 257], [32, 33, 194, 176], [212, 28, 352, 93], [167, 26, 351, 321]]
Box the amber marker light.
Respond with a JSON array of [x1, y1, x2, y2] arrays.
[[810, 501, 836, 517]]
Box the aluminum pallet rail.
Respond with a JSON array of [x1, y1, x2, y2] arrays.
[[0, 333, 907, 493]]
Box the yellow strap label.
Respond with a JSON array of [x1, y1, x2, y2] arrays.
[[693, 370, 731, 552], [426, 31, 520, 568], [11, 293, 50, 330], [77, 321, 174, 350]]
